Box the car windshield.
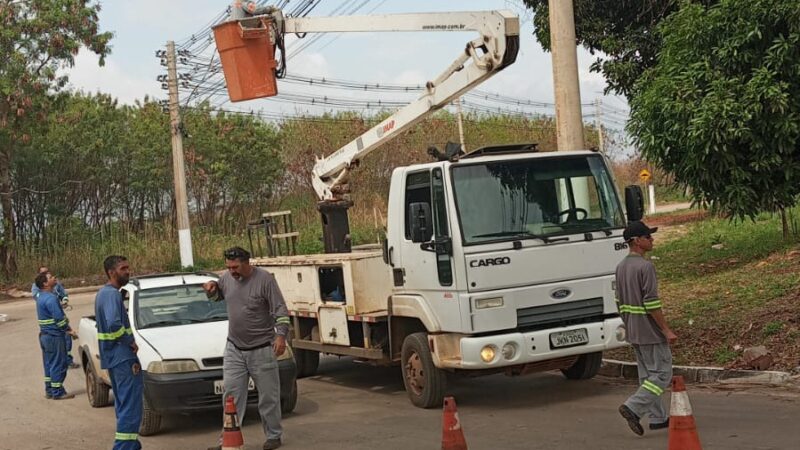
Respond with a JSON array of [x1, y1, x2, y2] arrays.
[[452, 154, 625, 245], [136, 283, 227, 329]]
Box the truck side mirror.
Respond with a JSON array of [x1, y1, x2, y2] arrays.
[[624, 185, 644, 222], [408, 202, 433, 243]]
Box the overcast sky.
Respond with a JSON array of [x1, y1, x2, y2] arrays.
[[64, 0, 629, 131]]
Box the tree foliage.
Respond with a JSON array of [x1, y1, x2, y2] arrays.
[[627, 0, 800, 219], [0, 0, 112, 277], [523, 0, 717, 98]]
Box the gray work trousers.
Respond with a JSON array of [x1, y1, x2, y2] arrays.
[[223, 340, 283, 440], [624, 342, 672, 424]]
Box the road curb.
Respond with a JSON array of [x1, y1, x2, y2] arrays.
[[600, 358, 792, 386]]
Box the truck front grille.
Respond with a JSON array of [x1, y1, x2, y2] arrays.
[[516, 297, 606, 331]]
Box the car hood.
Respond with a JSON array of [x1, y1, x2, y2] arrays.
[[136, 321, 228, 363]]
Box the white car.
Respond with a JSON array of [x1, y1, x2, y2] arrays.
[[77, 271, 298, 435]]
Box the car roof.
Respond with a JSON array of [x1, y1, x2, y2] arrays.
[[125, 272, 219, 291]]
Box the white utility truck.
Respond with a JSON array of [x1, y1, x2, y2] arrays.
[[214, 5, 644, 408]]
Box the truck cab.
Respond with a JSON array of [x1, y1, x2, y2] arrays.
[[386, 147, 628, 381]]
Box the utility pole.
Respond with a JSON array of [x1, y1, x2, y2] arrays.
[[166, 41, 194, 268], [548, 0, 584, 151], [595, 98, 605, 154], [454, 97, 467, 153]]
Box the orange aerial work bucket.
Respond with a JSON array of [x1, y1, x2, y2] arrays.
[[213, 18, 278, 102]]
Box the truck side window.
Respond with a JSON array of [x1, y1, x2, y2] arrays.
[[432, 168, 453, 286], [404, 171, 432, 240]]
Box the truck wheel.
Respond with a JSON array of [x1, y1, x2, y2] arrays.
[[561, 352, 603, 380], [281, 379, 298, 414], [295, 349, 319, 378], [84, 363, 111, 407], [139, 396, 162, 436], [401, 332, 446, 409]]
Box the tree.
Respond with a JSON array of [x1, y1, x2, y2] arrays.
[[523, 0, 717, 98], [627, 0, 800, 224], [0, 0, 111, 278]]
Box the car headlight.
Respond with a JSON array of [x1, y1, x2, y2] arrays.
[[480, 345, 497, 363], [475, 297, 504, 310], [147, 360, 200, 374]]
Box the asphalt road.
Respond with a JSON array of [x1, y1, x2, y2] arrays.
[[1, 292, 798, 450]]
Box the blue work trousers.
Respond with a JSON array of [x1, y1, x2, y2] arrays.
[[65, 332, 74, 366], [40, 333, 67, 397], [108, 359, 144, 450]]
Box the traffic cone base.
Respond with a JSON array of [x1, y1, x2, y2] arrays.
[[441, 396, 468, 450], [222, 396, 244, 450], [668, 376, 702, 450]]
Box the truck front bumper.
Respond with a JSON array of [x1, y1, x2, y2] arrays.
[[433, 317, 627, 370], [143, 359, 297, 414]]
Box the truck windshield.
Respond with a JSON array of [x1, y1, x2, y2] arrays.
[[452, 154, 625, 245], [136, 284, 227, 329]]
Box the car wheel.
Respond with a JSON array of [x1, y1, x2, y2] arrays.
[[561, 352, 603, 380], [281, 379, 298, 414], [85, 362, 111, 407], [401, 332, 446, 409], [139, 396, 162, 436]]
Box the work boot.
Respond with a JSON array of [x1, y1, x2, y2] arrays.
[[52, 392, 75, 400], [44, 393, 52, 399], [618, 404, 644, 436], [263, 438, 282, 450], [649, 418, 669, 430]]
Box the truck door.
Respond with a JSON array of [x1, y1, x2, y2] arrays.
[[402, 167, 455, 284]]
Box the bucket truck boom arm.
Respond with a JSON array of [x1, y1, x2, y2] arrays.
[[227, 7, 520, 201]]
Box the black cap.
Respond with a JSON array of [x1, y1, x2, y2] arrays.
[[623, 221, 658, 241]]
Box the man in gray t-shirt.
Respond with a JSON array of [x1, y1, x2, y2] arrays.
[[616, 221, 678, 437], [204, 246, 290, 450]]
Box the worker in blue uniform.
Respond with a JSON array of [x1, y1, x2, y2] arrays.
[[95, 255, 142, 450], [32, 266, 79, 369], [35, 271, 74, 400]]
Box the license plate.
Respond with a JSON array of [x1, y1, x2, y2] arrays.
[[550, 328, 589, 348], [213, 378, 255, 395]]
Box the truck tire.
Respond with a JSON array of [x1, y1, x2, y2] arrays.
[[84, 363, 111, 407], [281, 379, 298, 414], [401, 332, 446, 409], [295, 349, 319, 378], [561, 352, 603, 380], [139, 396, 162, 436]]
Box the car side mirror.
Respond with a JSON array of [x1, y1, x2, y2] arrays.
[[624, 185, 644, 222], [408, 202, 433, 243]]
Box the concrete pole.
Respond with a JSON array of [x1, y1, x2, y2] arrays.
[[455, 97, 467, 153], [549, 0, 589, 211], [166, 41, 194, 268], [548, 0, 585, 151]]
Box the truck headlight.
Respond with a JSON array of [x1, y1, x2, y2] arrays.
[[147, 360, 200, 374], [475, 297, 504, 310], [615, 325, 626, 342], [480, 345, 497, 363], [501, 343, 517, 360]]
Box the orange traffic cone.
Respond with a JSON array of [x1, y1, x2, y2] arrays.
[[222, 395, 244, 450], [441, 396, 468, 450], [668, 376, 703, 450]]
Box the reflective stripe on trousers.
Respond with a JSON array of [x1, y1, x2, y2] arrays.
[[109, 360, 143, 450]]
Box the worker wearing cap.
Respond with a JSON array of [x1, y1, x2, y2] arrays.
[[616, 221, 678, 436], [32, 266, 79, 370], [95, 255, 142, 450], [35, 271, 74, 400]]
